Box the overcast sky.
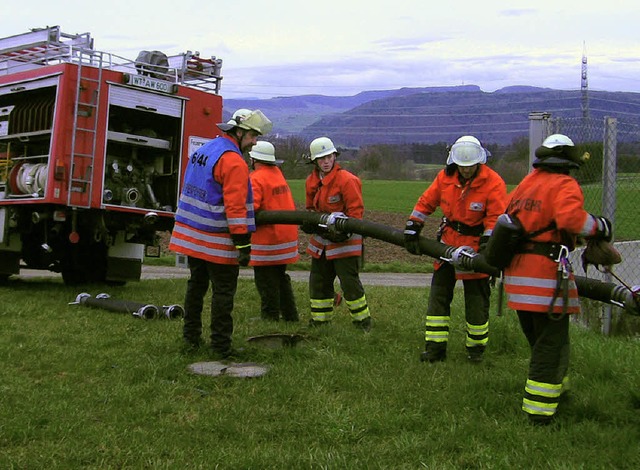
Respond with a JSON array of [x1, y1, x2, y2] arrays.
[[3, 0, 640, 99]]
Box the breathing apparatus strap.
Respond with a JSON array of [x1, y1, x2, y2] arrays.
[[516, 241, 566, 261], [515, 219, 570, 320], [545, 245, 571, 320], [438, 217, 484, 240]]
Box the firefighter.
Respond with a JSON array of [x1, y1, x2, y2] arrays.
[[169, 108, 272, 359], [404, 135, 507, 363], [248, 140, 300, 322], [301, 136, 372, 331], [502, 133, 612, 425]]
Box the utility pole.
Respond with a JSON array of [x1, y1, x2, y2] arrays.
[[581, 41, 590, 139]]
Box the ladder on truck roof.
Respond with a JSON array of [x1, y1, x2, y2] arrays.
[[1, 26, 224, 95], [68, 48, 103, 208], [0, 26, 94, 72]]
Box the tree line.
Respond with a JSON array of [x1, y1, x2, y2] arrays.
[[267, 136, 640, 185]]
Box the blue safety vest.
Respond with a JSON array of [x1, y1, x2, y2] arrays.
[[175, 137, 255, 232]]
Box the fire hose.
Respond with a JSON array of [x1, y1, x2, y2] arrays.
[[256, 210, 640, 315], [70, 293, 184, 319]]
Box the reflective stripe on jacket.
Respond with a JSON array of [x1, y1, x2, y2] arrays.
[[305, 163, 364, 260], [410, 165, 507, 279], [503, 168, 600, 314], [169, 222, 239, 264], [249, 165, 300, 266]]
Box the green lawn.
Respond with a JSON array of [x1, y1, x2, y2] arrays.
[[1, 277, 639, 468]]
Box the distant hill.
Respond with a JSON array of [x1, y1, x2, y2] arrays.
[[223, 85, 480, 134], [224, 86, 640, 146]]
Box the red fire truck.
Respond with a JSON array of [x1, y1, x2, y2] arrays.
[[0, 26, 224, 284]]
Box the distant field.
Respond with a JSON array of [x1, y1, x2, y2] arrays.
[[288, 177, 640, 240], [288, 179, 427, 214]]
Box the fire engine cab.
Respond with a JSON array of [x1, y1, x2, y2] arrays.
[[0, 26, 224, 284]]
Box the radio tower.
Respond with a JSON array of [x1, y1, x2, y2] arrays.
[[581, 41, 589, 120]]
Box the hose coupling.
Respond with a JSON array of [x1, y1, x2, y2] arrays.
[[322, 211, 348, 234], [450, 245, 477, 271]]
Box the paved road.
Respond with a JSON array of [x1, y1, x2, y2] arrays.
[[17, 265, 431, 288]]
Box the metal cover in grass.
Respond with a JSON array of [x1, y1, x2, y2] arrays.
[[246, 333, 307, 349], [188, 361, 269, 378]]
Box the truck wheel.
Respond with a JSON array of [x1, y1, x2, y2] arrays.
[[61, 268, 87, 286], [61, 240, 109, 285]]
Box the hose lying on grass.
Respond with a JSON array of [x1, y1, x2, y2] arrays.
[[70, 293, 184, 319]]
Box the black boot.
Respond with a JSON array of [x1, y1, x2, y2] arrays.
[[466, 346, 485, 363], [420, 343, 447, 363], [353, 316, 372, 332]]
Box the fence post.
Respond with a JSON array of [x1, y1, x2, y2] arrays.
[[601, 116, 618, 335], [528, 112, 551, 169]]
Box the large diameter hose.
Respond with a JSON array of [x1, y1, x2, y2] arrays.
[[256, 210, 639, 314], [70, 293, 185, 319]]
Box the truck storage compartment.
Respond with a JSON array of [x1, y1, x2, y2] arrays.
[[0, 79, 58, 199], [102, 86, 184, 212]]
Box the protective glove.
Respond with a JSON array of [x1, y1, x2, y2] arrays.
[[593, 215, 613, 242], [301, 222, 318, 235], [478, 235, 490, 254], [403, 219, 423, 255], [581, 238, 621, 272], [231, 233, 251, 267]]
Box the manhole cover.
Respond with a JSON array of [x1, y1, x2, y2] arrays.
[[188, 361, 228, 376], [188, 361, 269, 378], [247, 333, 307, 349], [226, 363, 270, 378]]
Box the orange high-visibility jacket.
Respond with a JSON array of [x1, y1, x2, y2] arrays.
[[410, 165, 507, 280], [249, 165, 299, 266], [503, 168, 601, 314], [169, 142, 252, 265], [305, 163, 364, 260]]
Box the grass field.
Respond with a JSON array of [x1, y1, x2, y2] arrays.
[[4, 178, 640, 467], [2, 278, 640, 468], [289, 179, 427, 214]]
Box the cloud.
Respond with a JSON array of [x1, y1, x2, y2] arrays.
[[499, 9, 537, 17], [374, 36, 450, 52]]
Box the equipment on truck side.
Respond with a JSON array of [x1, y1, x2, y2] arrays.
[[0, 26, 225, 285]]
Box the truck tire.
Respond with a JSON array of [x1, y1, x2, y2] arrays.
[[61, 240, 108, 285]]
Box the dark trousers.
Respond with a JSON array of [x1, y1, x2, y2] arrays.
[[425, 262, 490, 352], [310, 254, 365, 302], [253, 264, 299, 321], [309, 254, 369, 322], [183, 256, 239, 353], [517, 310, 570, 415]]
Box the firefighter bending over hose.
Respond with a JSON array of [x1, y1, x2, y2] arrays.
[[248, 141, 300, 322], [301, 137, 372, 331], [169, 108, 273, 359], [404, 136, 507, 363], [493, 133, 613, 425]]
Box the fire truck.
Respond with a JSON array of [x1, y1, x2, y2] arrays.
[[0, 26, 224, 284]]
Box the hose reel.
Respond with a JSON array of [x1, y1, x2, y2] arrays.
[[9, 162, 48, 195]]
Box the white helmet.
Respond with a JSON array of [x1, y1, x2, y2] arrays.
[[446, 135, 487, 166], [229, 108, 252, 122], [533, 133, 582, 169], [249, 141, 282, 165], [541, 133, 574, 148], [217, 109, 273, 135], [309, 137, 339, 161]]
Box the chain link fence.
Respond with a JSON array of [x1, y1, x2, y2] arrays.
[[529, 113, 640, 335]]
